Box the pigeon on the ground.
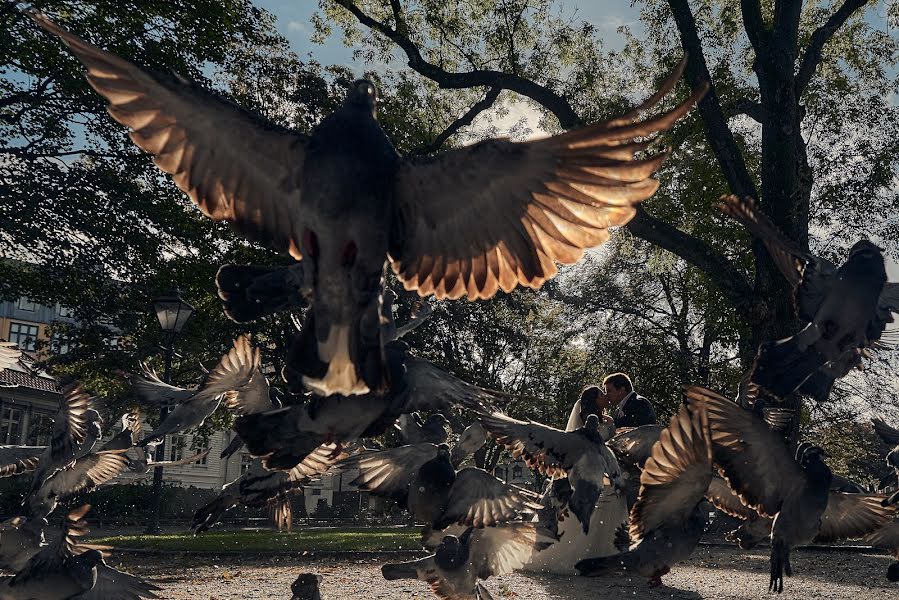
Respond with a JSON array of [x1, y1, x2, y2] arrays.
[[290, 573, 323, 600], [30, 10, 705, 396], [684, 386, 895, 593], [478, 412, 620, 533], [19, 383, 93, 497], [396, 413, 449, 445], [720, 195, 896, 399], [864, 519, 899, 582], [192, 444, 346, 533], [872, 417, 899, 505], [234, 343, 502, 470], [134, 336, 258, 446], [339, 443, 540, 532], [0, 343, 22, 372], [450, 422, 488, 468], [381, 523, 554, 600], [576, 403, 712, 586]]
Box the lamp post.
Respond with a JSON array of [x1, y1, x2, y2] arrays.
[[145, 289, 194, 535]]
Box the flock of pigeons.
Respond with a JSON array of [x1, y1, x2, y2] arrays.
[[2, 6, 899, 599]]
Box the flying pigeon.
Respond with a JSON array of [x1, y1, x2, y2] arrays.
[[30, 10, 705, 397], [0, 448, 42, 479], [607, 424, 664, 508], [219, 364, 281, 460], [576, 403, 712, 586], [381, 523, 554, 600], [339, 443, 540, 532], [192, 443, 346, 533], [18, 383, 94, 498], [720, 195, 896, 399], [291, 573, 323, 600], [234, 343, 503, 471], [684, 386, 895, 593], [478, 412, 621, 533], [0, 508, 159, 600], [396, 413, 449, 445], [134, 336, 258, 446], [450, 422, 488, 468]]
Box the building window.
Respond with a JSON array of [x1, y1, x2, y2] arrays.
[[51, 333, 73, 356], [25, 411, 54, 446], [196, 447, 208, 466], [240, 453, 253, 474], [311, 488, 322, 496], [512, 465, 523, 480], [106, 336, 120, 350], [17, 298, 35, 311], [168, 434, 186, 462], [57, 304, 73, 318], [8, 322, 39, 352], [0, 405, 23, 444]]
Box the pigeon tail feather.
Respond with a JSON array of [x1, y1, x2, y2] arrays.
[[575, 551, 638, 577], [381, 561, 419, 580]]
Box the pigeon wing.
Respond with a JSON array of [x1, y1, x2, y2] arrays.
[[629, 404, 713, 543], [479, 412, 580, 476], [128, 365, 192, 407], [684, 386, 804, 517], [814, 492, 895, 543], [469, 522, 556, 579], [400, 356, 502, 415], [57, 451, 131, 499], [872, 417, 899, 445], [864, 520, 899, 558], [194, 335, 259, 401], [607, 424, 664, 467], [79, 563, 161, 600], [48, 383, 93, 470], [30, 12, 307, 258], [340, 444, 439, 504], [441, 468, 542, 528], [705, 475, 757, 520], [223, 371, 271, 416], [391, 59, 705, 301], [10, 504, 90, 586]]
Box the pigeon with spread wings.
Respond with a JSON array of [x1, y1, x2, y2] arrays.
[[338, 443, 540, 532], [865, 519, 899, 582], [192, 443, 347, 533], [720, 195, 895, 400], [685, 386, 895, 593], [30, 10, 705, 397], [134, 336, 258, 446], [235, 343, 504, 471], [478, 412, 620, 533], [381, 523, 554, 600], [872, 417, 899, 505], [576, 404, 712, 586]]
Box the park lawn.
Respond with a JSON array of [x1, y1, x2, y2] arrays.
[[91, 527, 423, 553]]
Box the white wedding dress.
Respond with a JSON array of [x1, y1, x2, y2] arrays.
[[524, 400, 628, 575]]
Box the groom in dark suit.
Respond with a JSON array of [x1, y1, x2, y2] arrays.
[[602, 372, 656, 428]]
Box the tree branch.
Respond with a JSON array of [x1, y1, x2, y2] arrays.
[[626, 205, 755, 313], [331, 0, 581, 127], [410, 87, 501, 155], [667, 0, 759, 200], [727, 97, 766, 123], [740, 0, 769, 54], [795, 0, 871, 97]]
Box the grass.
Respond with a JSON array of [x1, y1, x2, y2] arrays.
[[91, 527, 423, 553]]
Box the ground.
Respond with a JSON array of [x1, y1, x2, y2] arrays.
[[104, 545, 896, 599]]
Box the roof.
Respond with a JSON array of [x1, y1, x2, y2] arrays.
[[0, 352, 59, 393]]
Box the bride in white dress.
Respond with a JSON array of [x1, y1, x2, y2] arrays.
[[524, 396, 628, 575]]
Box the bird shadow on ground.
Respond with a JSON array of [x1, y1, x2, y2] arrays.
[[685, 546, 894, 589], [512, 572, 702, 600]]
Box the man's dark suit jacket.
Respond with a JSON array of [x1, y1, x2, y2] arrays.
[[612, 392, 657, 428]]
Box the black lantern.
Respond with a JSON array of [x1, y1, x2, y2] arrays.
[[152, 289, 195, 335]]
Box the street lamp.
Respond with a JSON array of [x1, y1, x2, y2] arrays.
[[145, 289, 194, 535]]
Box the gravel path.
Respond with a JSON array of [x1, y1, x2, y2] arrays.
[[108, 545, 898, 599]]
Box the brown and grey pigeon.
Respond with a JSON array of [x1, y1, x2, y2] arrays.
[[685, 386, 895, 593], [31, 10, 705, 397], [576, 403, 712, 586], [478, 412, 620, 533], [720, 195, 896, 400], [339, 443, 540, 532], [381, 523, 554, 600]]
